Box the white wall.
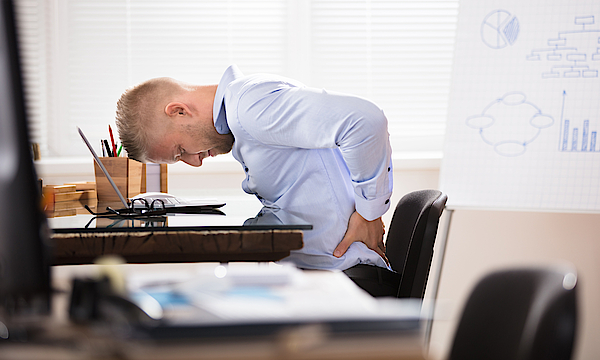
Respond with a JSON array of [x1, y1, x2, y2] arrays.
[[428, 209, 600, 360]]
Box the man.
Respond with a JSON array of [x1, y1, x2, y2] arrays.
[[115, 65, 393, 274]]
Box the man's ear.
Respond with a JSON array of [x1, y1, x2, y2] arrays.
[[165, 102, 191, 118]]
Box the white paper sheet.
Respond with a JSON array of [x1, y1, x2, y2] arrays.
[[128, 263, 422, 326], [440, 0, 600, 211]]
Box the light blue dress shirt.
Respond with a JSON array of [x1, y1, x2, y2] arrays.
[[213, 65, 393, 270]]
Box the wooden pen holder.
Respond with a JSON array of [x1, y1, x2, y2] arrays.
[[94, 157, 143, 202]]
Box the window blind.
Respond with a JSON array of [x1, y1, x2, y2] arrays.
[[311, 0, 458, 153], [13, 0, 48, 154], [49, 0, 287, 157], [16, 0, 458, 158]]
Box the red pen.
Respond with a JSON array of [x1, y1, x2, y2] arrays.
[[108, 125, 117, 157]]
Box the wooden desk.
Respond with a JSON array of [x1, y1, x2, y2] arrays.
[[49, 200, 309, 265], [52, 228, 304, 265], [0, 324, 426, 360], [0, 263, 427, 360]]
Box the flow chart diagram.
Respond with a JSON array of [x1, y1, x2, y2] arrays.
[[526, 15, 600, 78], [466, 92, 554, 156]]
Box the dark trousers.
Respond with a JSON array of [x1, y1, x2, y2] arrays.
[[343, 264, 402, 297]]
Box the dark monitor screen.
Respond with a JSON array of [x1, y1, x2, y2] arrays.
[[0, 0, 50, 313]]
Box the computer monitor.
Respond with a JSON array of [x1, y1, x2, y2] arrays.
[[0, 0, 51, 315]]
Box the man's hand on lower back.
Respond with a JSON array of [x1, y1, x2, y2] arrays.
[[333, 211, 388, 265]]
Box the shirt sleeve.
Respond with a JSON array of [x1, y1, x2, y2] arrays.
[[234, 79, 393, 221]]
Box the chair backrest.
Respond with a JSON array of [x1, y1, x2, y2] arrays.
[[385, 189, 447, 298], [449, 267, 578, 360]]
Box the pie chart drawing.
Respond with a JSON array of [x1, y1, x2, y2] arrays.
[[481, 10, 520, 49]]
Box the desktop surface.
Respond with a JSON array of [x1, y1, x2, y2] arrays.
[[15, 262, 426, 360], [48, 198, 311, 265], [49, 200, 313, 233], [0, 263, 427, 360]]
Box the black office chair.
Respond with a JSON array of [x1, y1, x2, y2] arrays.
[[449, 266, 578, 360], [344, 189, 447, 298]]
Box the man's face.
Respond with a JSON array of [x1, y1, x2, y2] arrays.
[[148, 120, 234, 166]]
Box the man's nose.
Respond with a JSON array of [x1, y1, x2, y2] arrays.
[[180, 153, 202, 167]]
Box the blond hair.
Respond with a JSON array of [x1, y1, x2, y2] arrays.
[[115, 77, 180, 162]]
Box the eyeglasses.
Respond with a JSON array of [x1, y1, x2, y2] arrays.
[[84, 198, 168, 218]]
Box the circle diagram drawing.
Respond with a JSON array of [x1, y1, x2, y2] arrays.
[[466, 92, 554, 156], [481, 10, 520, 49]]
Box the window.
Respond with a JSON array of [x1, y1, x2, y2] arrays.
[[15, 0, 458, 159]]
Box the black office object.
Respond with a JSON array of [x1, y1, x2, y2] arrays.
[[344, 189, 447, 298], [392, 189, 448, 298], [449, 266, 578, 360], [0, 0, 51, 317], [69, 277, 158, 326]]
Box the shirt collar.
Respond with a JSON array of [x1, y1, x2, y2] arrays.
[[213, 65, 244, 134]]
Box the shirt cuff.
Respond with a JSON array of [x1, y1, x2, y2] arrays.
[[354, 194, 392, 221]]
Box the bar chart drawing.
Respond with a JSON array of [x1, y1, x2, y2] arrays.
[[558, 90, 599, 152], [526, 15, 600, 79]]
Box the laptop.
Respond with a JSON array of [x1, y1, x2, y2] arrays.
[[78, 127, 225, 212]]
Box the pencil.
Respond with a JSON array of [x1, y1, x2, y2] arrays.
[[108, 125, 117, 156], [103, 139, 113, 157]]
